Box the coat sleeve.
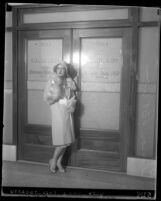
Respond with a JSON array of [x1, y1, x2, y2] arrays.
[[43, 79, 60, 105]]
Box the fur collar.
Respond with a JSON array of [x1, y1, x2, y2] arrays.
[[49, 73, 66, 86]]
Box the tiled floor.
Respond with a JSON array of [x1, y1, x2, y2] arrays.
[[2, 160, 155, 190]]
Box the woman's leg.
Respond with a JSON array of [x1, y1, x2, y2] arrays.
[[57, 146, 67, 172], [49, 146, 65, 173]]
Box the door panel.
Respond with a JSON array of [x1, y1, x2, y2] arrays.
[[18, 30, 72, 163], [77, 151, 120, 170], [80, 92, 120, 130], [72, 28, 132, 171]]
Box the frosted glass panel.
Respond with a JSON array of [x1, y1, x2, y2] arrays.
[[27, 39, 63, 81], [80, 92, 120, 130], [138, 27, 159, 83], [28, 90, 51, 125], [140, 7, 159, 22], [27, 39, 63, 124], [23, 9, 128, 24], [5, 12, 12, 27], [81, 83, 120, 92], [81, 38, 122, 91], [3, 90, 13, 144], [80, 38, 122, 130], [5, 32, 12, 81], [136, 94, 156, 157]]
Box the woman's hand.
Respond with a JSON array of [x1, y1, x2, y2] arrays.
[[66, 96, 77, 113]]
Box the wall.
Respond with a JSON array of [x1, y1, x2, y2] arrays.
[[127, 7, 159, 178], [3, 11, 16, 161], [3, 12, 13, 144], [135, 8, 159, 158]]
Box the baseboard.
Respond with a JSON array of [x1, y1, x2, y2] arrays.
[[2, 144, 16, 161], [127, 157, 157, 178]]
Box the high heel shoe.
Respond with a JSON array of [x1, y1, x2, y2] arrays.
[[57, 162, 65, 173], [49, 159, 56, 173]]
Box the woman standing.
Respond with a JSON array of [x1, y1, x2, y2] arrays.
[[43, 61, 77, 173]]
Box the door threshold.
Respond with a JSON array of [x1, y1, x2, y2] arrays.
[[68, 166, 127, 176], [16, 160, 126, 175], [17, 160, 48, 166]]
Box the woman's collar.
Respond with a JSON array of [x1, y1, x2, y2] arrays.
[[51, 73, 66, 85]]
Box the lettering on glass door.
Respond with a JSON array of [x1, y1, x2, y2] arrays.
[[27, 39, 63, 125], [27, 39, 63, 81], [81, 38, 123, 91]]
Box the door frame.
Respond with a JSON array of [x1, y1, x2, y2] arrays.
[[12, 6, 139, 169]]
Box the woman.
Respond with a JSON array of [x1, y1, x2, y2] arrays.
[[43, 61, 77, 173]]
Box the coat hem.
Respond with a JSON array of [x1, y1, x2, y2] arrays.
[[52, 143, 73, 147]]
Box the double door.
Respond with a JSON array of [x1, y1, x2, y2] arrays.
[[18, 27, 132, 172]]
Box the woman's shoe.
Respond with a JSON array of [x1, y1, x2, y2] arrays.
[[49, 159, 56, 173], [57, 163, 65, 173]]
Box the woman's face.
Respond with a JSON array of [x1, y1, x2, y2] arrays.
[[56, 65, 66, 78]]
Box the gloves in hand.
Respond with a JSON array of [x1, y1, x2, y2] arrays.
[[66, 96, 77, 113]]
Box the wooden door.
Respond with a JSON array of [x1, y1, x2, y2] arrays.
[[17, 29, 72, 163], [71, 28, 132, 172], [18, 28, 133, 172]]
